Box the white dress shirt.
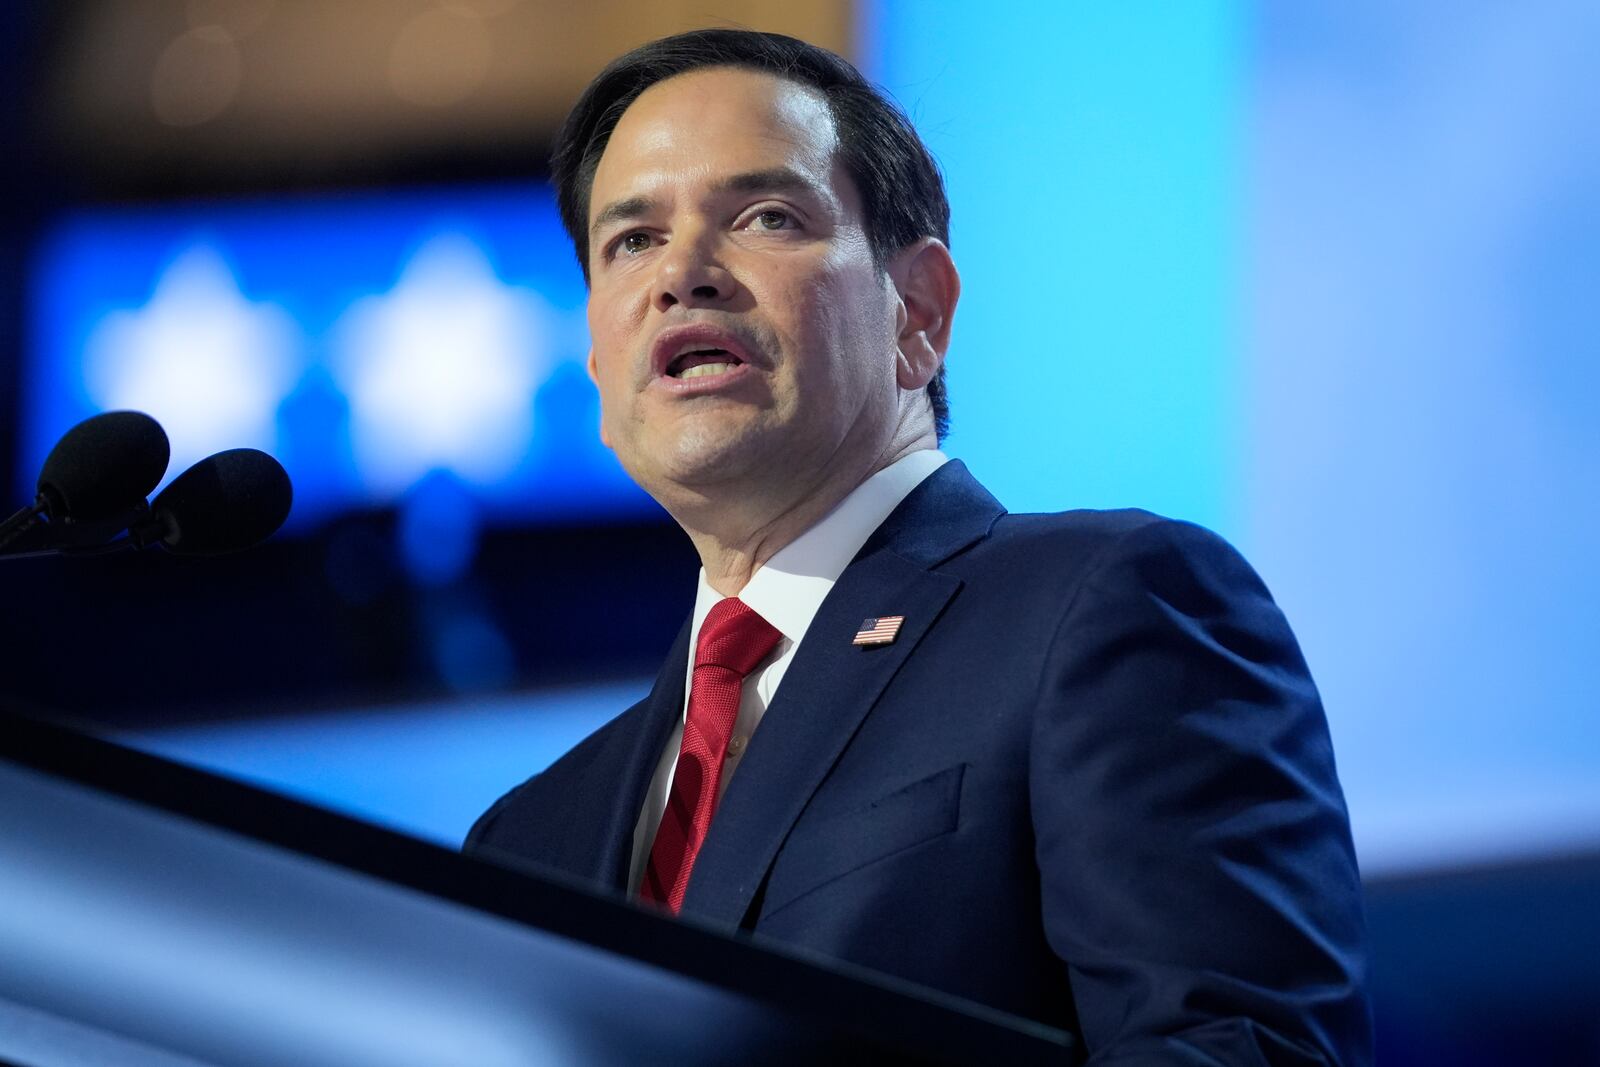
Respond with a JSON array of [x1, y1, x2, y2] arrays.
[[627, 448, 950, 893]]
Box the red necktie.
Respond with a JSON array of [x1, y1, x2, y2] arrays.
[[641, 597, 781, 913]]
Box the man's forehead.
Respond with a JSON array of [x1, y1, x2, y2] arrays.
[[591, 67, 838, 200]]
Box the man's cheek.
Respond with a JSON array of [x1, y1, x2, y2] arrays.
[[585, 348, 615, 450]]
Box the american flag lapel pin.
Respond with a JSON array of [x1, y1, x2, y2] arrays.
[[852, 615, 904, 647]]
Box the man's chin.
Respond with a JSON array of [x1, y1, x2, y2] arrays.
[[626, 425, 777, 498]]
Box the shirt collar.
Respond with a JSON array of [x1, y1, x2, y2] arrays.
[[690, 449, 949, 645]]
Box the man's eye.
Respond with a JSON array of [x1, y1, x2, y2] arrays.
[[619, 232, 652, 255], [752, 210, 792, 231]]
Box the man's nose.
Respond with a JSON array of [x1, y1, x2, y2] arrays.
[[651, 238, 735, 311]]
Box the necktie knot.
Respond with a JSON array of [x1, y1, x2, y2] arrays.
[[695, 597, 782, 676]]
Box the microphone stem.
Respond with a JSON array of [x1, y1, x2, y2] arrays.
[[0, 502, 47, 553]]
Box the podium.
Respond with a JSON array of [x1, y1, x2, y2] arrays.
[[0, 714, 1074, 1065]]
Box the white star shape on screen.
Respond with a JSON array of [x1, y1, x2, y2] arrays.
[[332, 233, 550, 497], [83, 245, 301, 484]]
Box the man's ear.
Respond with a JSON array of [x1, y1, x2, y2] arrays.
[[888, 238, 960, 391], [585, 348, 613, 449]]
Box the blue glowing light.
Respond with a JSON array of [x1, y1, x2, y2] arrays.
[[24, 184, 654, 529], [331, 234, 550, 497]]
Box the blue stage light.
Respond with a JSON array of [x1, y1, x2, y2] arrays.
[[23, 183, 656, 531]]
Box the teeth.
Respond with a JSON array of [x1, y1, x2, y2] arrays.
[[678, 362, 736, 379]]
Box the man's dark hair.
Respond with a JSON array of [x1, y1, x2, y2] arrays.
[[552, 28, 952, 441]]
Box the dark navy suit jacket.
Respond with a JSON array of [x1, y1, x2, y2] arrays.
[[467, 462, 1372, 1065]]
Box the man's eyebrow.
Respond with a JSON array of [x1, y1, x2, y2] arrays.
[[589, 168, 826, 238], [713, 167, 821, 199], [589, 195, 655, 240]]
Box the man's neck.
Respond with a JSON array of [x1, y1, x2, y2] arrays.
[[682, 429, 935, 596]]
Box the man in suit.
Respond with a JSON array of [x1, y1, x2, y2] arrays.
[[469, 29, 1371, 1065]]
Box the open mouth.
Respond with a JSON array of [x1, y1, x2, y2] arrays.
[[666, 348, 745, 380]]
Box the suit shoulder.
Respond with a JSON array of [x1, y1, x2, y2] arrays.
[[463, 702, 640, 849], [988, 508, 1251, 573], [992, 506, 1166, 544], [970, 510, 1279, 628]]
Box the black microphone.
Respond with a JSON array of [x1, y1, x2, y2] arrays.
[[37, 410, 171, 521], [1, 414, 293, 560], [0, 411, 170, 555], [131, 449, 293, 556]]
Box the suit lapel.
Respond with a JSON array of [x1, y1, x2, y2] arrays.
[[679, 461, 1004, 925], [583, 619, 689, 891]]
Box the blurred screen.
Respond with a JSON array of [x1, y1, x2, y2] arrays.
[[23, 183, 652, 531]]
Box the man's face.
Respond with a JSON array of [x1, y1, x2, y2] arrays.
[[584, 66, 904, 504]]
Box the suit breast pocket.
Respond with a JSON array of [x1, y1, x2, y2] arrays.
[[761, 763, 966, 919]]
